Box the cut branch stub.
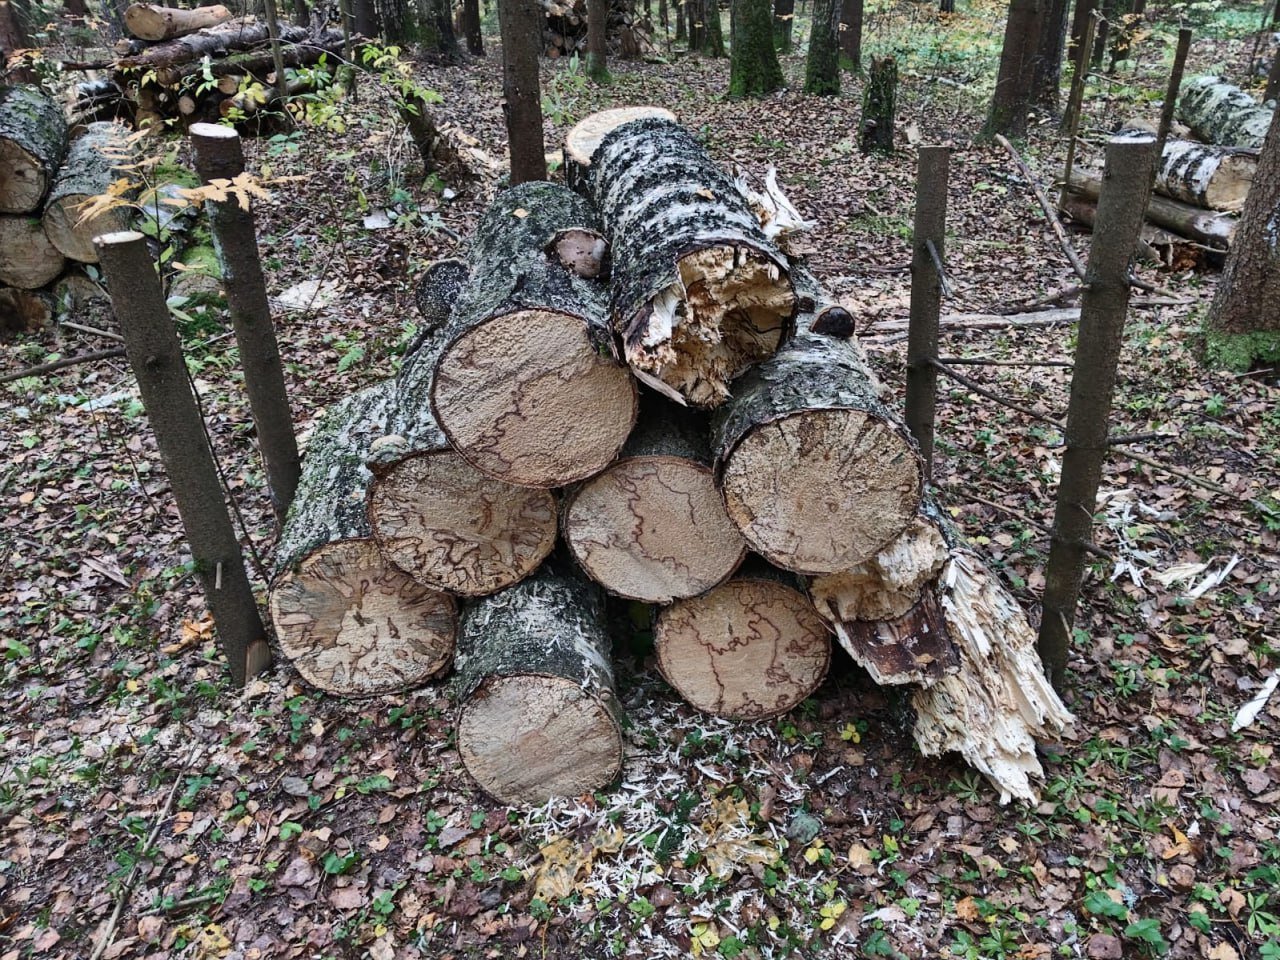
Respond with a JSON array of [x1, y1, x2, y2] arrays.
[[563, 397, 746, 602], [712, 267, 923, 574], [369, 332, 559, 597], [413, 257, 470, 338], [427, 181, 637, 487], [0, 85, 69, 215], [581, 116, 797, 408], [455, 562, 624, 805], [270, 382, 457, 696], [654, 563, 831, 719], [43, 121, 135, 263], [562, 105, 676, 193]]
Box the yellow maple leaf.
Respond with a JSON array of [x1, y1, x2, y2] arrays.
[[690, 922, 720, 956]]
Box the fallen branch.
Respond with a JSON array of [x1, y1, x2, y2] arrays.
[[928, 356, 1067, 429], [0, 348, 127, 384]]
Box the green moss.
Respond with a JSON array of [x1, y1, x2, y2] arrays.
[[1204, 328, 1280, 372], [730, 0, 784, 97], [151, 163, 200, 189]]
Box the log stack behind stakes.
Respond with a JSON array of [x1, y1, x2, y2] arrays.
[[270, 109, 1073, 806]]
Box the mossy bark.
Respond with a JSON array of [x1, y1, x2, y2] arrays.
[[803, 0, 840, 95], [772, 0, 793, 52], [701, 0, 724, 55], [0, 84, 69, 215], [860, 55, 896, 152], [43, 122, 135, 264], [731, 0, 784, 97], [839, 0, 862, 70]]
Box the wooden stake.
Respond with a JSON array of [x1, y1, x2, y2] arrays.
[[261, 0, 290, 104], [190, 123, 301, 524], [1059, 10, 1099, 207], [1038, 134, 1156, 689], [1155, 27, 1193, 159], [905, 145, 949, 479], [95, 230, 270, 686]]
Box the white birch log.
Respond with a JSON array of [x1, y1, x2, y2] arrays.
[[1178, 75, 1274, 149]]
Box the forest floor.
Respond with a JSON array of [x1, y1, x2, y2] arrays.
[[2, 1, 1279, 958]]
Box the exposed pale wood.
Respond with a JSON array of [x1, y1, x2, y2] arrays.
[[455, 563, 623, 804], [562, 105, 675, 191], [125, 3, 232, 40], [1117, 130, 1257, 212], [0, 85, 69, 215], [0, 215, 66, 289], [655, 564, 831, 719], [42, 122, 135, 263]]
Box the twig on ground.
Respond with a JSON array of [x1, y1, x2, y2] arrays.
[[928, 356, 1068, 429], [0, 348, 127, 384], [61, 320, 125, 343], [961, 490, 1111, 560]]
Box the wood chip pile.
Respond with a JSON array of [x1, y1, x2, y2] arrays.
[[269, 107, 1073, 806]]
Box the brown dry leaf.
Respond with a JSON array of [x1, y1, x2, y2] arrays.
[[698, 796, 778, 880], [1161, 824, 1192, 860], [847, 843, 873, 869], [955, 896, 980, 921]]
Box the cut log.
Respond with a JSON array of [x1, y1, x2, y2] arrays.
[[1178, 75, 1274, 149], [1117, 129, 1257, 212], [125, 3, 232, 41], [114, 19, 311, 72], [563, 396, 747, 603], [0, 215, 67, 289], [42, 122, 135, 264], [654, 561, 832, 719], [368, 332, 560, 598], [578, 115, 797, 407], [1066, 168, 1237, 250], [154, 30, 345, 85], [219, 71, 325, 119], [562, 105, 676, 193], [1060, 193, 1213, 270], [808, 514, 957, 685], [911, 547, 1074, 804], [425, 181, 637, 487], [270, 382, 458, 696], [455, 561, 624, 804], [0, 286, 53, 336], [711, 267, 923, 574], [0, 85, 69, 215]]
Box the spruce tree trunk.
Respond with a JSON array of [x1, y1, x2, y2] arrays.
[[432, 0, 460, 57], [42, 122, 134, 264], [1205, 110, 1280, 369], [462, 0, 483, 53], [354, 0, 379, 37], [270, 383, 458, 696], [455, 561, 624, 804], [839, 0, 862, 70], [731, 0, 784, 96], [982, 0, 1044, 140], [0, 85, 68, 215], [860, 55, 896, 152], [1031, 0, 1069, 111], [498, 0, 547, 182], [803, 0, 840, 95], [772, 0, 793, 52], [587, 0, 609, 79]]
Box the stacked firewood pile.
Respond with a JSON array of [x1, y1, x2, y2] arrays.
[[0, 85, 139, 333], [1064, 75, 1271, 269], [72, 4, 342, 130], [542, 0, 655, 59], [270, 106, 1072, 807]]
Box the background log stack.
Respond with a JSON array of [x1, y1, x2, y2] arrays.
[[542, 0, 656, 59], [270, 109, 1072, 807]]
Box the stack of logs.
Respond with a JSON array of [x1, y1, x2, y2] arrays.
[[73, 4, 342, 130], [1064, 75, 1272, 268], [270, 107, 1072, 807], [542, 0, 655, 59], [0, 85, 134, 334]]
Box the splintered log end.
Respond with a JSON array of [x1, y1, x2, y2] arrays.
[[809, 517, 948, 622], [628, 244, 794, 408], [458, 675, 623, 804], [564, 455, 747, 602], [269, 539, 456, 696], [810, 306, 856, 338], [432, 309, 637, 486], [655, 577, 831, 719], [911, 550, 1075, 804], [549, 228, 608, 278], [833, 589, 956, 685], [721, 409, 923, 573], [1204, 153, 1255, 211], [563, 106, 677, 189], [369, 452, 558, 597]]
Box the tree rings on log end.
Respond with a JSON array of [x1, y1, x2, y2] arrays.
[[632, 244, 793, 408], [564, 455, 747, 602], [564, 106, 677, 186], [369, 451, 557, 597], [655, 577, 831, 719], [0, 142, 48, 215], [44, 194, 128, 263], [458, 674, 624, 804], [269, 538, 456, 696], [720, 408, 922, 574], [431, 309, 637, 487]]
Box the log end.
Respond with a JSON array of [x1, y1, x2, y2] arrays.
[[458, 674, 623, 804], [563, 106, 677, 186], [269, 538, 457, 696], [433, 309, 638, 487], [549, 228, 608, 278], [45, 194, 128, 264], [0, 142, 49, 215], [564, 455, 746, 602], [0, 287, 54, 337], [810, 306, 856, 339]]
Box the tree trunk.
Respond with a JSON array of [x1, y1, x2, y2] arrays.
[[859, 54, 896, 152], [687, 0, 702, 49], [0, 215, 65, 289], [1205, 109, 1280, 369], [1067, 0, 1094, 71], [41, 122, 134, 264], [124, 2, 232, 40], [1031, 0, 1068, 111], [1178, 75, 1274, 148], [0, 85, 68, 215], [270, 382, 457, 696], [587, 0, 608, 79], [803, 0, 840, 94], [772, 0, 792, 52], [0, 286, 53, 335], [498, 0, 547, 182], [675, 0, 685, 40], [562, 105, 675, 192], [114, 19, 311, 71], [731, 0, 783, 96], [1066, 168, 1237, 249], [1, 0, 37, 83], [838, 0, 861, 70], [455, 561, 624, 804], [432, 0, 460, 57], [354, 0, 380, 37], [563, 395, 747, 602], [654, 560, 832, 719], [423, 181, 636, 487], [982, 0, 1044, 140], [1267, 49, 1280, 103], [711, 267, 923, 575], [702, 0, 724, 55], [577, 115, 796, 407], [462, 0, 483, 53]]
